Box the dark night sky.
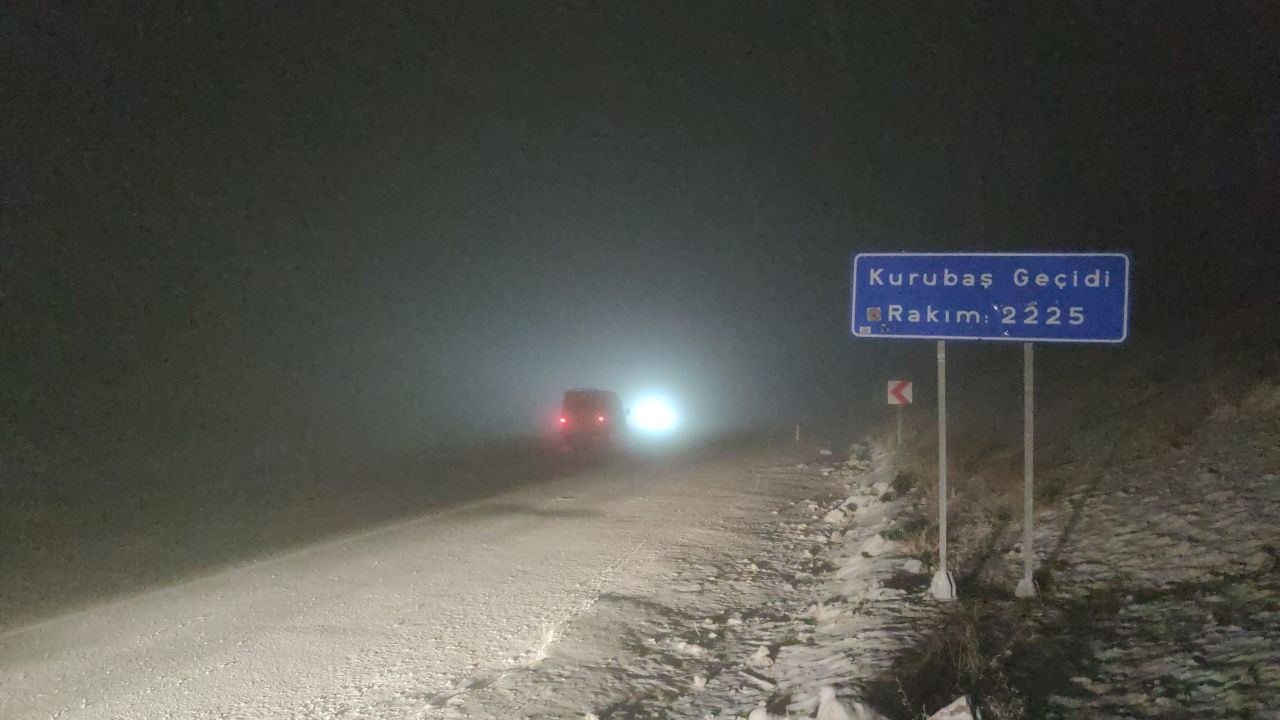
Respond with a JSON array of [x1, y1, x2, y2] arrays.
[[3, 3, 1278, 459]]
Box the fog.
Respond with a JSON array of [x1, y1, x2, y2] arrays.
[[4, 3, 1277, 465]]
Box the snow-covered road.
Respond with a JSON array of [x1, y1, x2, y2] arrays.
[[0, 449, 807, 720]]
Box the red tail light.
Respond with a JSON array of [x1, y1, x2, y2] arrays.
[[558, 417, 567, 424], [597, 415, 605, 422]]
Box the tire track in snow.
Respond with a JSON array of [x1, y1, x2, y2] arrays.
[[444, 460, 790, 717], [419, 535, 657, 715]]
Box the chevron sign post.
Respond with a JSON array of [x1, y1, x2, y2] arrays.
[[887, 380, 911, 447]]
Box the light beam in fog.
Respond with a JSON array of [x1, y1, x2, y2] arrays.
[[630, 396, 678, 433]]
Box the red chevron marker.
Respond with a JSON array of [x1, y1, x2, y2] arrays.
[[887, 380, 913, 405]]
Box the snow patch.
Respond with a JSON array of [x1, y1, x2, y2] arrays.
[[927, 696, 980, 719], [858, 534, 898, 557], [748, 645, 774, 668]]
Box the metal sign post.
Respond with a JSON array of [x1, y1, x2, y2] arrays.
[[929, 341, 956, 599], [1016, 342, 1038, 597], [851, 252, 1131, 600]]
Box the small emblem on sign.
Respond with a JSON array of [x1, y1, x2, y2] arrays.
[[866, 307, 882, 322]]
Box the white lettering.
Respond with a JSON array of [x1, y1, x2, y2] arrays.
[[1003, 267, 1114, 290], [887, 304, 986, 323], [869, 268, 884, 285]]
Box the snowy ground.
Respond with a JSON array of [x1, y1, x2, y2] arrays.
[[985, 378, 1280, 718], [5, 377, 1274, 719], [0, 443, 909, 719], [436, 446, 940, 719], [875, 369, 1280, 719], [0, 439, 589, 632]]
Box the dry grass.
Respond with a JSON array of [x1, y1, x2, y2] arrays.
[[873, 314, 1280, 718], [891, 443, 1025, 564], [897, 524, 936, 564], [872, 602, 1027, 720]]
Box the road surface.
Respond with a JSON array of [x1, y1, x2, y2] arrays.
[[0, 447, 810, 719]]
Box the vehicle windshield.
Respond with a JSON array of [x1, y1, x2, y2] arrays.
[[564, 392, 610, 412]]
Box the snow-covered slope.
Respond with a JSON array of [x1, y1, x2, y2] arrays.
[[998, 379, 1280, 717], [876, 335, 1280, 718]]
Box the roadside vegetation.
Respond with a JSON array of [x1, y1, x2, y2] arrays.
[[869, 310, 1280, 718]]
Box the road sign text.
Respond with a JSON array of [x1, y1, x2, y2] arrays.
[[851, 253, 1129, 343]]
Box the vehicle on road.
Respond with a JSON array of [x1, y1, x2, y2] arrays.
[[558, 388, 626, 449]]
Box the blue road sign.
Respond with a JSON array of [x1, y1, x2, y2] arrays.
[[851, 253, 1130, 343]]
